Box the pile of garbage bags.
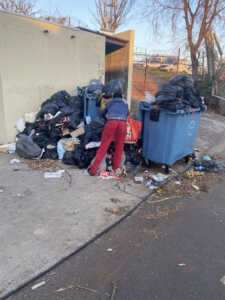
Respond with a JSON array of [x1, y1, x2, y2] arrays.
[[154, 75, 205, 112], [16, 79, 142, 171]]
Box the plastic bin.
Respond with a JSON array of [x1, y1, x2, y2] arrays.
[[83, 90, 100, 123], [138, 101, 205, 166]]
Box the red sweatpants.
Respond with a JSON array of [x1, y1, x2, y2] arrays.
[[90, 120, 127, 175]]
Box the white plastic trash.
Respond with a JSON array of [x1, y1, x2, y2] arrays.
[[144, 91, 155, 104], [10, 159, 21, 164], [16, 118, 25, 132], [151, 173, 168, 183], [44, 170, 65, 179]]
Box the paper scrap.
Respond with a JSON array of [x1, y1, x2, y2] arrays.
[[31, 281, 46, 290]]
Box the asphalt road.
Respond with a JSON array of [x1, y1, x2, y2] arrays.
[[8, 184, 225, 300]]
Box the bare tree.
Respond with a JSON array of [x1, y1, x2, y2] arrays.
[[41, 14, 71, 27], [40, 8, 90, 28], [94, 0, 135, 32], [0, 0, 39, 16], [143, 0, 225, 80], [205, 30, 225, 94]]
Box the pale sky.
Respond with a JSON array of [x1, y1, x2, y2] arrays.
[[36, 0, 177, 56]]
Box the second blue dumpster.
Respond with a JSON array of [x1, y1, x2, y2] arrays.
[[82, 89, 100, 124], [138, 101, 205, 166]]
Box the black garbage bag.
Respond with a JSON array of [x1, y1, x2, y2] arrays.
[[103, 79, 123, 98], [16, 134, 42, 159], [63, 151, 76, 165], [37, 90, 71, 120], [63, 145, 97, 168], [155, 84, 183, 103], [60, 104, 76, 116], [87, 79, 103, 94], [158, 99, 186, 112], [70, 96, 84, 112], [37, 103, 59, 119], [124, 144, 141, 165], [48, 126, 63, 144], [82, 118, 105, 145], [77, 147, 97, 169], [32, 131, 49, 148], [42, 144, 58, 160], [183, 87, 202, 108], [65, 111, 83, 130], [21, 122, 34, 136], [169, 75, 194, 88], [50, 90, 71, 107]]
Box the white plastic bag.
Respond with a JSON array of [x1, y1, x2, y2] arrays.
[[144, 91, 155, 103], [16, 118, 25, 132]]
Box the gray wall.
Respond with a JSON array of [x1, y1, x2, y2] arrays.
[[0, 11, 105, 143]]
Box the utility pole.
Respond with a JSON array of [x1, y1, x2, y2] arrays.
[[144, 49, 148, 89], [176, 48, 180, 74]]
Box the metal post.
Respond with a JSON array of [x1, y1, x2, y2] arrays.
[[176, 48, 180, 74]]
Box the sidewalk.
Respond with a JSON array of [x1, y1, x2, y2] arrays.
[[1, 110, 225, 298]]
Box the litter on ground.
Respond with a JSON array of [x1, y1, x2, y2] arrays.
[[31, 281, 46, 290]]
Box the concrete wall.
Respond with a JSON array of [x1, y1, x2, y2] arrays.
[[105, 30, 134, 108], [0, 11, 105, 143]]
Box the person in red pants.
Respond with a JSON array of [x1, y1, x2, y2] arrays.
[[88, 93, 128, 176]]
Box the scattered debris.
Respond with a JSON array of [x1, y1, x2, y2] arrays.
[[0, 148, 7, 153], [145, 179, 152, 186], [185, 170, 204, 178], [107, 248, 113, 252], [202, 155, 211, 161], [10, 158, 21, 164], [56, 285, 75, 293], [194, 157, 225, 172], [178, 263, 187, 267], [99, 170, 120, 180], [134, 176, 144, 184], [0, 143, 16, 154], [175, 181, 181, 185], [111, 282, 117, 300], [144, 179, 158, 190], [104, 206, 130, 216], [192, 184, 200, 191], [156, 188, 164, 195], [75, 284, 99, 294], [110, 198, 121, 204], [56, 288, 66, 293], [220, 275, 225, 286], [44, 170, 65, 179], [151, 173, 168, 183], [148, 185, 158, 190], [31, 281, 46, 290]]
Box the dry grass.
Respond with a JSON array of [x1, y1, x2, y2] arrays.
[[26, 159, 58, 171]]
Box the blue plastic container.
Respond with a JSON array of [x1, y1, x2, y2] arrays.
[[83, 90, 100, 123], [138, 101, 204, 166]]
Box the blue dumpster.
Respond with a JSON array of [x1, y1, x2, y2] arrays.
[[83, 90, 100, 123], [138, 101, 205, 166]]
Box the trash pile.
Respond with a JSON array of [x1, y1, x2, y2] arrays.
[[15, 80, 142, 173], [194, 156, 225, 172], [153, 75, 205, 112]]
